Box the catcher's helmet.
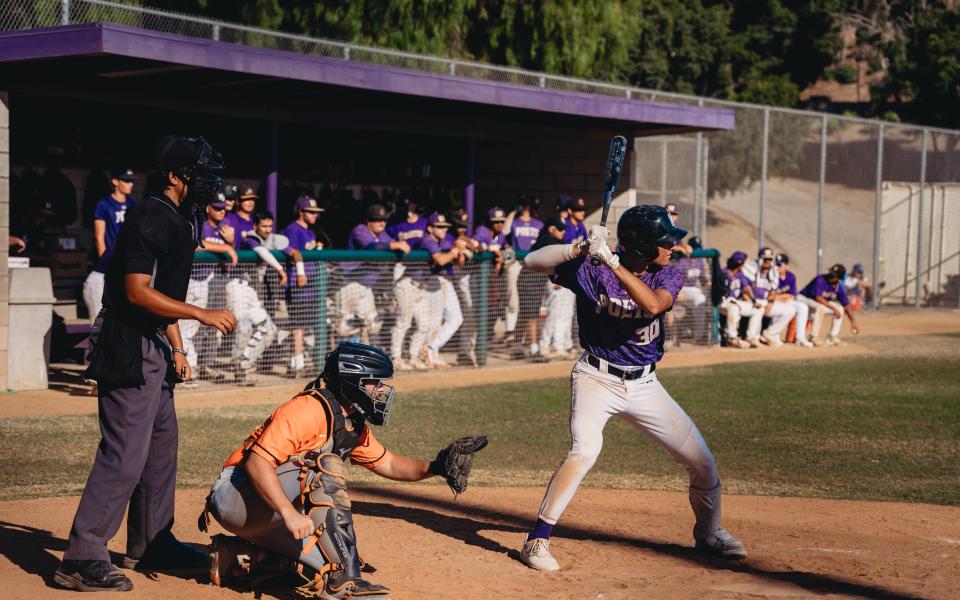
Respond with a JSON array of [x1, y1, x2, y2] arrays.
[[827, 263, 846, 280], [617, 205, 688, 260], [317, 342, 395, 426]]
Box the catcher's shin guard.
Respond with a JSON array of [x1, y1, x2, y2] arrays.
[[283, 452, 365, 591]]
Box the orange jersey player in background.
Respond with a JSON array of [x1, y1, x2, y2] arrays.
[[199, 342, 487, 600]]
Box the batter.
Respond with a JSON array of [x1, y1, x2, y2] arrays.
[[520, 205, 747, 571]]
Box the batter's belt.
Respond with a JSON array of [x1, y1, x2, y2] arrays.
[[585, 353, 656, 380]]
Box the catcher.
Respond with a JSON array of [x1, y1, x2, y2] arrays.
[[198, 341, 487, 599]]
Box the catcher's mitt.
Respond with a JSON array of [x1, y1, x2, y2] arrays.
[[428, 435, 488, 498]]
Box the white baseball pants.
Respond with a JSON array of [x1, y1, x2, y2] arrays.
[[180, 276, 211, 368], [720, 298, 763, 340], [424, 277, 463, 352], [505, 260, 522, 333], [798, 295, 843, 339], [762, 299, 797, 338], [82, 271, 105, 324], [391, 277, 428, 360], [226, 278, 277, 370], [680, 286, 707, 306], [456, 274, 477, 360], [539, 284, 576, 353], [536, 357, 724, 538], [335, 282, 379, 340]]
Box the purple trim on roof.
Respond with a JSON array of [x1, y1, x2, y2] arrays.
[[0, 24, 734, 130]]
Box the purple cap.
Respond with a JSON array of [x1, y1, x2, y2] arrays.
[[112, 168, 136, 182], [366, 204, 388, 220], [488, 207, 506, 222], [428, 212, 451, 227], [730, 251, 748, 265], [555, 195, 571, 210], [297, 195, 324, 213], [758, 246, 775, 260], [208, 199, 227, 210], [569, 197, 586, 212]]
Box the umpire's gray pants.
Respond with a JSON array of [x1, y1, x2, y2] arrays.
[[64, 327, 178, 562]]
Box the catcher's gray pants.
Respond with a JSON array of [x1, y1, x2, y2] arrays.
[[64, 327, 178, 562]]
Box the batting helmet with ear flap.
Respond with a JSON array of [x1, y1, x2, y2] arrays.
[[617, 205, 687, 260]]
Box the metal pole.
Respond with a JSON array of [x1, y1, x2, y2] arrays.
[[871, 123, 884, 310], [465, 138, 476, 236], [61, 0, 70, 25], [660, 140, 668, 205], [915, 129, 928, 307], [212, 24, 220, 41], [817, 115, 828, 275], [693, 133, 703, 237], [266, 122, 279, 218], [759, 108, 769, 248], [701, 140, 710, 247]]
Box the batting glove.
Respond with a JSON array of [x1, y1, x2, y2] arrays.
[[589, 238, 620, 270], [588, 225, 610, 242]]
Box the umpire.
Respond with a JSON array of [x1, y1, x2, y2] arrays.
[[55, 136, 238, 592]]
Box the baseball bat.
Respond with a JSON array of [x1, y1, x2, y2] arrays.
[[590, 134, 628, 266]]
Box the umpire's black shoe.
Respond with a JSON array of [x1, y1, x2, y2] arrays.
[[54, 559, 134, 592], [121, 531, 207, 571]]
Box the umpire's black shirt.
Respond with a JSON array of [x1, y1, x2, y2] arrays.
[[103, 194, 196, 332]]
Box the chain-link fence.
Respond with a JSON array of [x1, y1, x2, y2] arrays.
[[179, 250, 718, 388]]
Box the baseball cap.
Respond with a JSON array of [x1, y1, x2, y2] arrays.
[[488, 207, 506, 222], [112, 168, 136, 182], [775, 253, 790, 266], [218, 183, 239, 201], [729, 251, 748, 266], [853, 263, 864, 275], [569, 197, 587, 212], [428, 212, 451, 227], [828, 263, 846, 279], [366, 204, 389, 221], [665, 203, 679, 215], [543, 214, 565, 231], [208, 199, 227, 210], [555, 195, 571, 210], [452, 210, 470, 228], [297, 194, 324, 213], [240, 186, 258, 201], [758, 246, 775, 260]]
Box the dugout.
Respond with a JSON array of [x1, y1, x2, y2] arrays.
[[0, 21, 733, 388]]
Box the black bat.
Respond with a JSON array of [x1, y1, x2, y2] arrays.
[[590, 135, 628, 266]]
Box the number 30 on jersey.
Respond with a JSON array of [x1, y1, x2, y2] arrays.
[[631, 320, 661, 346]]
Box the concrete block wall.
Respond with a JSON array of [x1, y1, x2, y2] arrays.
[[476, 140, 634, 216], [0, 92, 9, 390]]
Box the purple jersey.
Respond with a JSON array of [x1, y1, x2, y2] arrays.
[[673, 257, 706, 287], [474, 225, 505, 250], [283, 221, 320, 292], [224, 212, 255, 249], [776, 271, 797, 296], [92, 194, 134, 273], [563, 219, 588, 244], [508, 217, 543, 251], [722, 268, 752, 300], [347, 224, 395, 250], [553, 257, 682, 365], [421, 234, 455, 278], [388, 218, 427, 250], [800, 274, 849, 306], [195, 221, 228, 278]]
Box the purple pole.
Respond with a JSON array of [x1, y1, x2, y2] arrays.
[[465, 138, 476, 235], [266, 122, 278, 217]]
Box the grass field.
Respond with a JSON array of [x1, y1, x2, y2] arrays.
[[2, 334, 958, 504]]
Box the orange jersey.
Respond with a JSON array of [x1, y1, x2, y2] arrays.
[[223, 392, 388, 470]]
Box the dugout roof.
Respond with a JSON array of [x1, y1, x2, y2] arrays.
[[0, 23, 734, 143]]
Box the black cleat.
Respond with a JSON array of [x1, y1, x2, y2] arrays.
[[54, 559, 133, 592], [121, 531, 208, 571]]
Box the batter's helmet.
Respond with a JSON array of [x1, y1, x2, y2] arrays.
[[617, 205, 688, 259], [318, 342, 395, 426]]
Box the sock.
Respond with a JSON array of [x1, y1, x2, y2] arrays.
[[530, 343, 540, 355], [528, 518, 554, 541]]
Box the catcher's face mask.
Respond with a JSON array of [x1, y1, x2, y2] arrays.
[[346, 377, 395, 427]]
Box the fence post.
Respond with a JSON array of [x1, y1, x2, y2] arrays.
[[915, 129, 928, 307], [701, 136, 709, 248], [212, 24, 220, 41], [316, 261, 329, 358], [660, 139, 668, 205], [693, 134, 702, 237], [60, 0, 70, 25], [871, 123, 884, 309], [759, 108, 769, 248], [817, 115, 827, 275], [476, 258, 490, 366]]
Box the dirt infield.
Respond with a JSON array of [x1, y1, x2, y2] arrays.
[[5, 308, 958, 419], [1, 485, 957, 600]]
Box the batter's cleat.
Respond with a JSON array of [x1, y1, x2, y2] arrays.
[[695, 528, 748, 560], [728, 338, 750, 349], [759, 334, 783, 347], [54, 559, 133, 592], [521, 537, 561, 572], [795, 339, 814, 348], [747, 337, 761, 348]]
